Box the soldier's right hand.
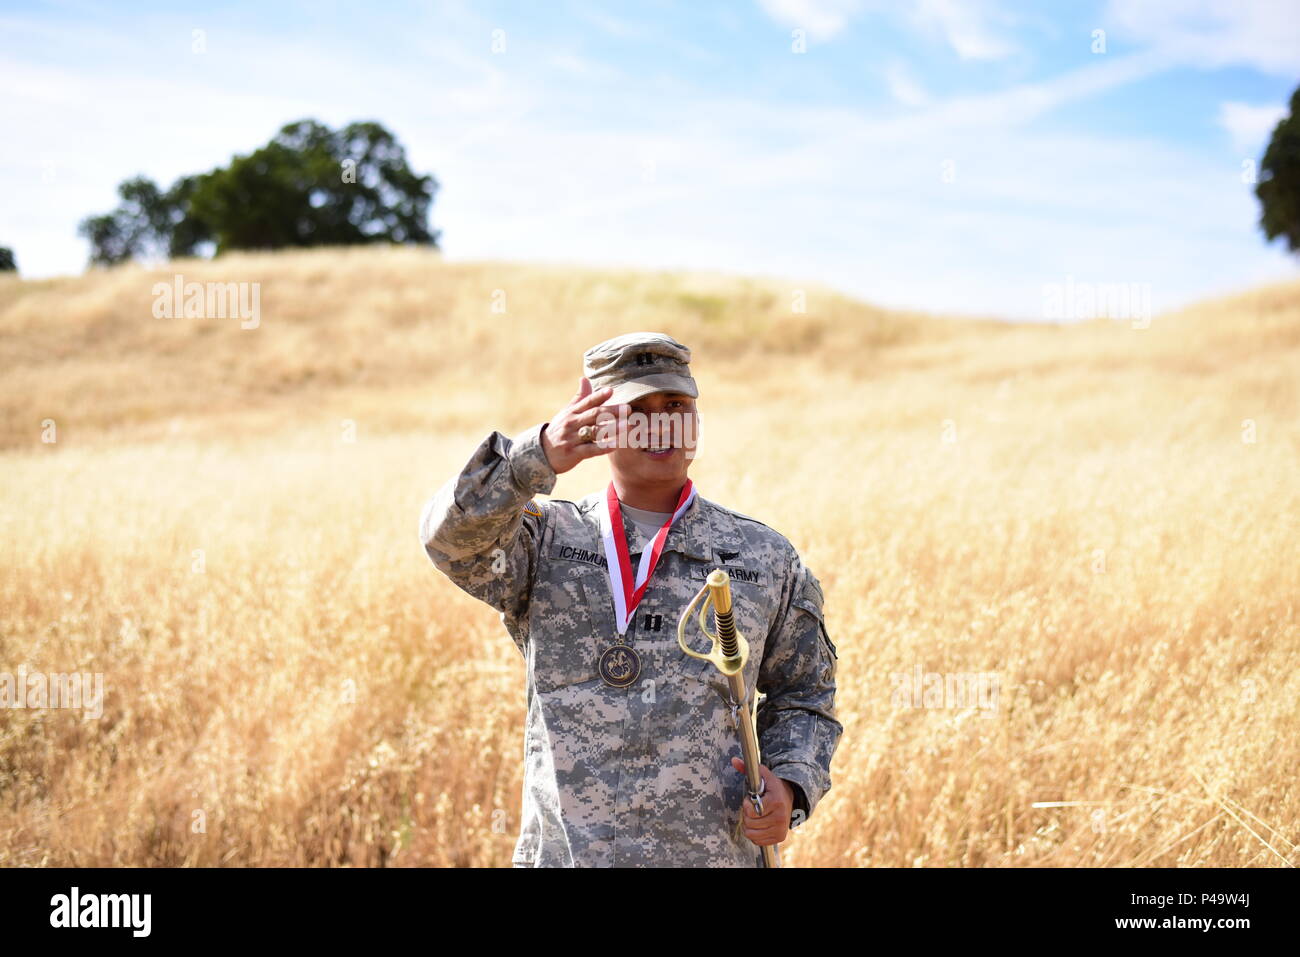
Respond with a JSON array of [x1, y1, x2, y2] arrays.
[[540, 377, 627, 475]]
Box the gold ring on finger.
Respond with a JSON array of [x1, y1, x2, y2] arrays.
[[578, 425, 596, 443]]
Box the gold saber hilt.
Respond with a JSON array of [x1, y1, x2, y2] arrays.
[[678, 569, 782, 868]]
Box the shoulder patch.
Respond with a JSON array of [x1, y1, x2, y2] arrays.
[[792, 564, 826, 620], [523, 500, 543, 518], [791, 564, 835, 660]]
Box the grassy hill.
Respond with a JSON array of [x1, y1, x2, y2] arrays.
[[0, 246, 974, 450], [2, 246, 1297, 866]]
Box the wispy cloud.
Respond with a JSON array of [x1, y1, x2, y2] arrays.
[[853, 51, 1176, 141], [884, 62, 930, 106], [755, 0, 864, 42], [909, 0, 1016, 60], [755, 0, 1017, 57], [1104, 0, 1300, 76], [547, 52, 623, 80], [2, 0, 1294, 320], [576, 6, 645, 39], [1218, 101, 1287, 153]]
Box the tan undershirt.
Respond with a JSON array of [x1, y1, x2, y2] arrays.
[[621, 502, 673, 552]]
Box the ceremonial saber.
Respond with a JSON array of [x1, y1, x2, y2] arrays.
[[678, 569, 782, 868]]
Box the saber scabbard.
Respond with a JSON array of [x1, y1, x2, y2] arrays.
[[678, 569, 782, 868]]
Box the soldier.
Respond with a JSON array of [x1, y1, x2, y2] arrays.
[[419, 331, 842, 867]]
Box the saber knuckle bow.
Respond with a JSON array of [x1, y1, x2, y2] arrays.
[[678, 569, 782, 868]]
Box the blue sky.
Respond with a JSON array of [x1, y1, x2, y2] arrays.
[[2, 0, 1298, 318]]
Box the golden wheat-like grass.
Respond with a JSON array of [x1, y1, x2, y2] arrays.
[[1, 246, 1297, 866]]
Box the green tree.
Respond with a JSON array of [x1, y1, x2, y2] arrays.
[[78, 119, 438, 266], [1257, 86, 1300, 254], [77, 176, 205, 266], [0, 247, 15, 272], [190, 120, 439, 252]]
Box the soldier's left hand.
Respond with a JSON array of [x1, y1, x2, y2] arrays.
[[730, 757, 793, 846]]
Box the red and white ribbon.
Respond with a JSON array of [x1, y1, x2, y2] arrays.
[[598, 480, 697, 635]]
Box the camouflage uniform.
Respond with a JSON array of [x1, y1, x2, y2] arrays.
[[418, 335, 842, 868], [419, 422, 842, 867]]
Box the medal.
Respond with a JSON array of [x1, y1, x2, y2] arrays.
[[595, 480, 698, 687], [597, 645, 641, 687]]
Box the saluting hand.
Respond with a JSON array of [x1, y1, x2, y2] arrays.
[[540, 377, 628, 474], [731, 757, 794, 847]]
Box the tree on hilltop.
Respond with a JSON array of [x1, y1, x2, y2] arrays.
[[1257, 85, 1300, 255], [78, 119, 439, 266]]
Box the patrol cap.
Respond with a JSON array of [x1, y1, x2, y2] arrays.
[[583, 332, 699, 405]]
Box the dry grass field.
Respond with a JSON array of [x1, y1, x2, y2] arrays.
[[1, 245, 1297, 867]]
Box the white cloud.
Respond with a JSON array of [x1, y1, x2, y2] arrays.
[[4, 0, 1295, 321], [910, 0, 1015, 60], [0, 5, 535, 278], [436, 83, 1291, 319], [1218, 101, 1287, 154], [884, 63, 930, 106], [548, 53, 622, 80], [850, 51, 1174, 142], [577, 7, 647, 39], [1104, 0, 1300, 76], [756, 0, 1015, 57], [755, 0, 863, 42]]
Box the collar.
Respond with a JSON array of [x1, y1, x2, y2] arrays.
[[580, 491, 744, 564]]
